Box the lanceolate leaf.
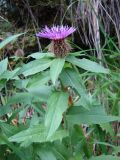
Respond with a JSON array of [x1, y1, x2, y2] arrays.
[[0, 33, 24, 49], [50, 58, 65, 85], [66, 105, 120, 125], [60, 68, 86, 95], [66, 55, 109, 74], [0, 122, 21, 137], [45, 92, 69, 138], [28, 52, 54, 59], [28, 52, 47, 59], [27, 85, 52, 101], [6, 92, 37, 105], [9, 124, 68, 143], [27, 71, 50, 87], [18, 59, 53, 76], [60, 69, 91, 109]]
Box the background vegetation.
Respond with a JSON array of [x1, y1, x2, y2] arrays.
[[0, 0, 120, 159]]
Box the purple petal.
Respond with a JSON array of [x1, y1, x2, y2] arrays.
[[36, 25, 76, 40]]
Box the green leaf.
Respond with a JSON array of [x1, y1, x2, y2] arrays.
[[0, 92, 38, 117], [95, 141, 115, 148], [0, 135, 27, 160], [18, 59, 53, 76], [113, 146, 120, 154], [0, 79, 6, 91], [69, 154, 82, 160], [90, 155, 120, 160], [117, 133, 120, 136], [0, 68, 20, 80], [27, 85, 52, 101], [0, 33, 24, 49], [50, 58, 65, 85], [0, 122, 20, 137], [60, 69, 91, 109], [25, 72, 51, 101], [53, 143, 69, 160], [0, 105, 11, 117], [15, 79, 29, 89], [60, 68, 86, 95], [38, 149, 57, 160], [66, 105, 120, 125], [45, 92, 69, 138], [27, 71, 50, 87], [66, 55, 109, 74], [70, 125, 92, 158], [28, 52, 54, 59], [9, 124, 68, 143], [0, 58, 8, 75], [6, 92, 36, 105], [28, 52, 46, 59], [100, 123, 114, 136], [0, 92, 43, 117]]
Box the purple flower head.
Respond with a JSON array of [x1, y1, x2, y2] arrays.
[[36, 25, 76, 40]]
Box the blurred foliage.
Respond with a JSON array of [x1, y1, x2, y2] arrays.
[[0, 1, 120, 159]]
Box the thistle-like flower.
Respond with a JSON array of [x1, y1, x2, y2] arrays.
[[36, 25, 76, 57]]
